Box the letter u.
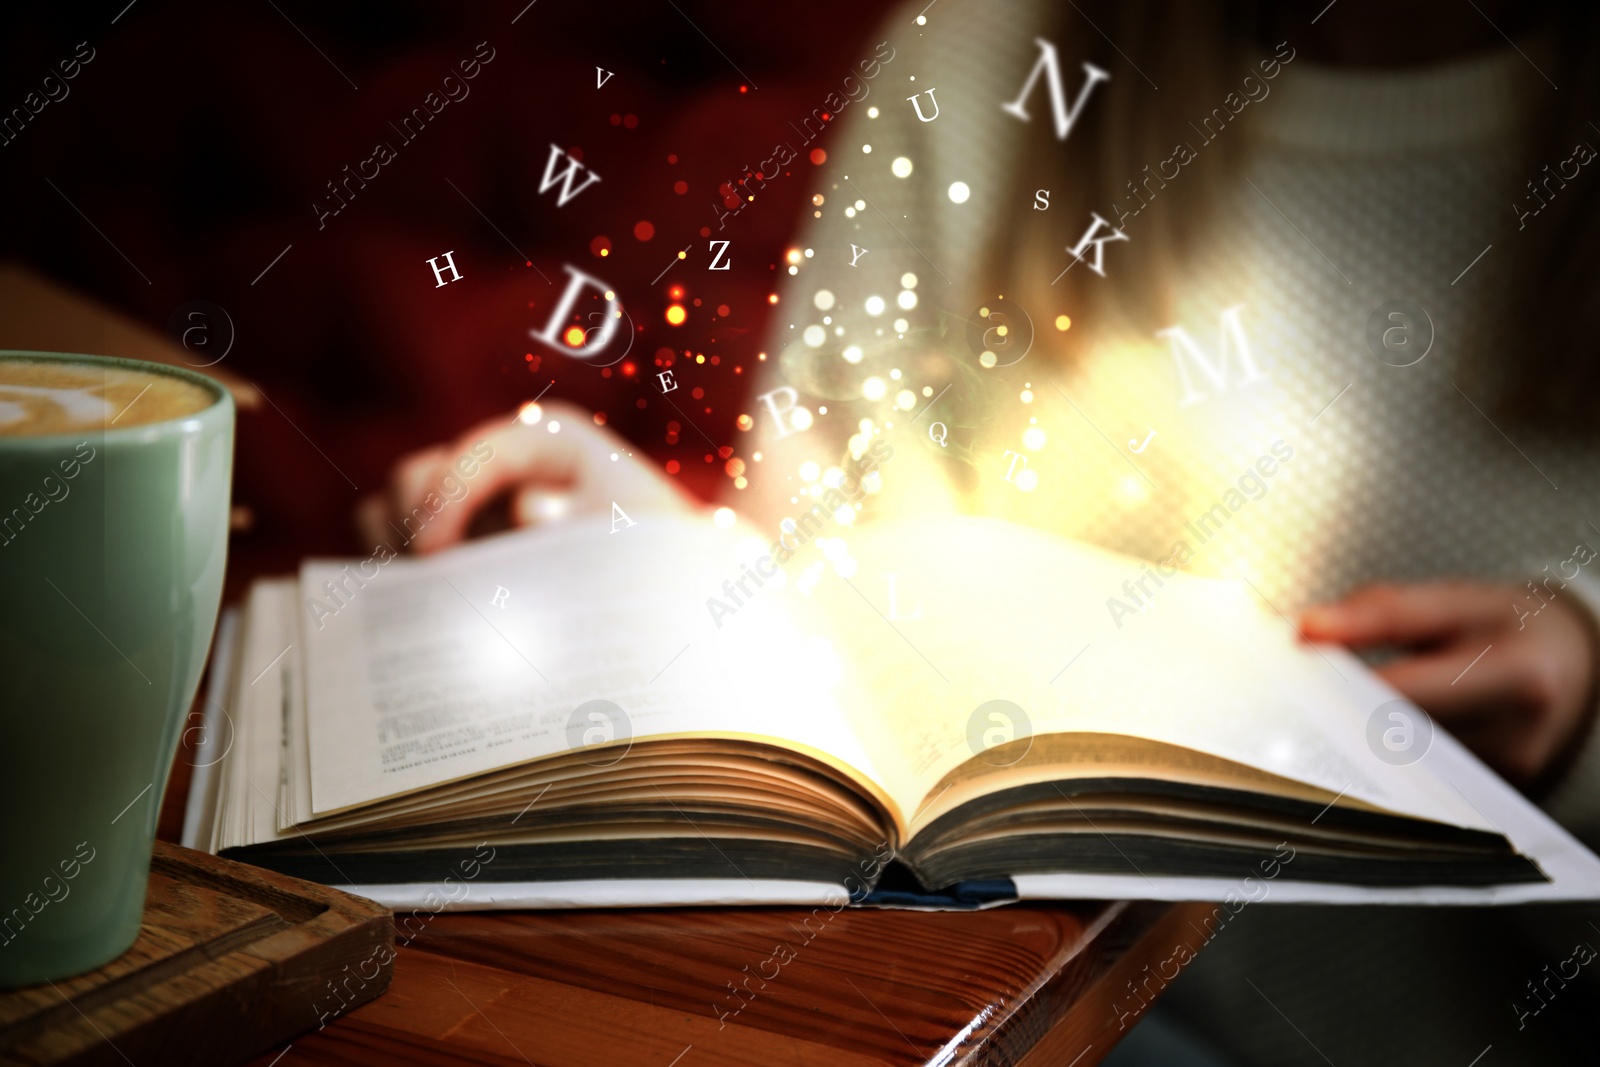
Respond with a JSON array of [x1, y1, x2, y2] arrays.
[[906, 88, 939, 122]]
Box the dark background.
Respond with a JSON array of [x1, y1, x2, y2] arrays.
[[0, 0, 895, 574]]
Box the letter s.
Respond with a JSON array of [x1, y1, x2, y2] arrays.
[[1270, 439, 1293, 462], [471, 440, 494, 463], [74, 41, 96, 62], [868, 437, 893, 462], [75, 840, 96, 864], [874, 40, 896, 63], [474, 40, 496, 63], [75, 441, 97, 462]]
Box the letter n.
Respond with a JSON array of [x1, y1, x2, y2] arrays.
[[1157, 305, 1265, 406], [1000, 38, 1110, 141]]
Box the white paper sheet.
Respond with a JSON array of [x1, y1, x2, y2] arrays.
[[1015, 649, 1600, 905], [334, 878, 853, 910]]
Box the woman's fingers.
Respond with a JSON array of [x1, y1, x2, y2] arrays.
[[401, 418, 570, 553], [365, 402, 697, 554], [1375, 639, 1526, 719], [1299, 581, 1515, 648], [355, 492, 393, 549]]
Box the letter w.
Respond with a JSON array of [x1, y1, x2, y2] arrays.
[[1157, 305, 1265, 406], [1000, 38, 1110, 141], [538, 143, 602, 207]]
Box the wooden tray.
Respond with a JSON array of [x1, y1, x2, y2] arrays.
[[0, 841, 393, 1067]]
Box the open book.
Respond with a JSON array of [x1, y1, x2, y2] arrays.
[[187, 511, 1600, 907]]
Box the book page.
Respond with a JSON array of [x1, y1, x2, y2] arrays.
[[214, 579, 299, 852], [803, 516, 1490, 834], [299, 511, 895, 819]]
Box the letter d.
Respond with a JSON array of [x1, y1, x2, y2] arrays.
[[531, 264, 624, 360]]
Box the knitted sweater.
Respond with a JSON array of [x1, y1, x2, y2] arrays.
[[749, 1, 1600, 1062]]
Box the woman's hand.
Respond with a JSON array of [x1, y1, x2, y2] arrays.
[[356, 401, 697, 554], [1300, 581, 1600, 787]]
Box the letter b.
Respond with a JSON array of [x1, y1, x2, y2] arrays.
[[757, 386, 812, 439]]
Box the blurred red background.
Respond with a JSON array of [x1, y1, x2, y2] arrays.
[[0, 0, 896, 575]]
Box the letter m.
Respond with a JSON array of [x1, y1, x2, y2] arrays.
[[1000, 38, 1109, 141], [538, 143, 602, 207], [1157, 305, 1265, 406]]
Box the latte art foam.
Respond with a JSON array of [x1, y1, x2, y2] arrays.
[[0, 358, 215, 436]]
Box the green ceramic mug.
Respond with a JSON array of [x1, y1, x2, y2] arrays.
[[0, 351, 234, 987]]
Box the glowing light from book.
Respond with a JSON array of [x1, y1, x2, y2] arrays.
[[517, 402, 542, 425], [713, 507, 736, 529]]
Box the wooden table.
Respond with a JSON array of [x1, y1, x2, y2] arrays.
[[157, 752, 1208, 1067]]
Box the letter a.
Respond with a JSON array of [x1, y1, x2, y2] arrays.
[[1001, 38, 1109, 142], [538, 143, 603, 207], [530, 264, 624, 360], [611, 502, 636, 533]]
